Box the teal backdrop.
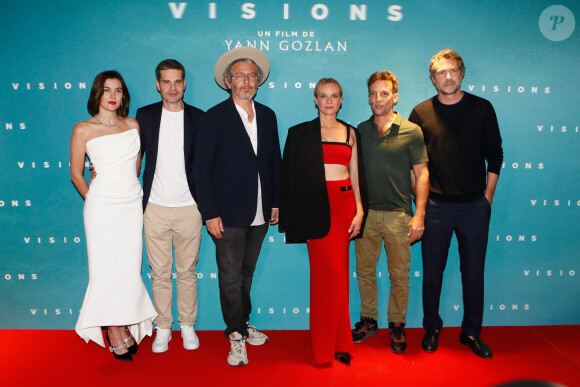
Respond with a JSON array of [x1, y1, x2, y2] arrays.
[[1, 1, 579, 331]]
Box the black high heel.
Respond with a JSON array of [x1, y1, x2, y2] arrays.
[[124, 333, 138, 355], [334, 352, 351, 366], [106, 331, 133, 361]]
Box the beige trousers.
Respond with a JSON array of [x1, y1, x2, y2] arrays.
[[144, 203, 202, 329], [355, 209, 412, 323]]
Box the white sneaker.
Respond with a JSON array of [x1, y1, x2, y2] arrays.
[[246, 323, 269, 346], [152, 328, 172, 353], [180, 326, 200, 350], [227, 332, 248, 366]]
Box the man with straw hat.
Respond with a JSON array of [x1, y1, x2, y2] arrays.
[[194, 47, 281, 366]]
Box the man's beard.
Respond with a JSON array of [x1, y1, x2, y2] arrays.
[[439, 81, 460, 95]]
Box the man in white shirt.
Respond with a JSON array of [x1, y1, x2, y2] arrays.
[[194, 48, 281, 366], [137, 59, 204, 353]]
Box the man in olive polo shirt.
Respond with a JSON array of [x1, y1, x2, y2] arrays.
[[352, 71, 429, 353]]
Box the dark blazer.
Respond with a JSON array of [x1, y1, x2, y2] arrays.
[[279, 117, 367, 242], [193, 97, 281, 227], [136, 101, 204, 211]]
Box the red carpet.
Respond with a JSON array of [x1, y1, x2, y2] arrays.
[[2, 326, 579, 386]]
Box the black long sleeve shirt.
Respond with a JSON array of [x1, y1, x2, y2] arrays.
[[409, 92, 503, 202]]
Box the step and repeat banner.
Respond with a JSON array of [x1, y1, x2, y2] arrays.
[[1, 1, 579, 331]]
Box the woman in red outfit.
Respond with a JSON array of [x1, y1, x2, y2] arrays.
[[279, 78, 365, 366]]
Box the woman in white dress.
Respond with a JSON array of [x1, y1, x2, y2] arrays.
[[70, 71, 157, 361]]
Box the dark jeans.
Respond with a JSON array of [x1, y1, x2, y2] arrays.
[[212, 223, 269, 337], [421, 196, 491, 337]]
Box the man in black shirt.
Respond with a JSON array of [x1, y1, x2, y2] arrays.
[[409, 49, 503, 359]]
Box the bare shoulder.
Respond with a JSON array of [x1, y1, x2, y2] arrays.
[[122, 117, 139, 129], [118, 117, 140, 134], [349, 126, 357, 146], [71, 119, 95, 142]]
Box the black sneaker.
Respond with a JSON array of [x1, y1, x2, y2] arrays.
[[352, 316, 378, 343], [388, 322, 407, 353]]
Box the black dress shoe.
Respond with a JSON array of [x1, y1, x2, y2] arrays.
[[421, 329, 439, 353], [334, 352, 351, 366], [460, 332, 492, 359]]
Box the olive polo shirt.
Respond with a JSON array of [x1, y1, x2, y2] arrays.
[[357, 113, 428, 216]]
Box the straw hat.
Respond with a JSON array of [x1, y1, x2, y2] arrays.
[[214, 47, 270, 90]]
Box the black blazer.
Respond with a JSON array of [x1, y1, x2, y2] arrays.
[[136, 101, 204, 211], [279, 117, 367, 242], [193, 97, 281, 227]]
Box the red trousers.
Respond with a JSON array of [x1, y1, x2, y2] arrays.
[[307, 179, 355, 364]]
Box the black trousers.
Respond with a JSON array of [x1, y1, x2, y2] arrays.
[[421, 196, 491, 337], [212, 223, 269, 337]]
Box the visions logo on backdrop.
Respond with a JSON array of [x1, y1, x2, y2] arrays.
[[536, 124, 579, 135], [0, 200, 31, 207]]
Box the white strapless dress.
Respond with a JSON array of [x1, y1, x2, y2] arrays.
[[75, 129, 157, 347]]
